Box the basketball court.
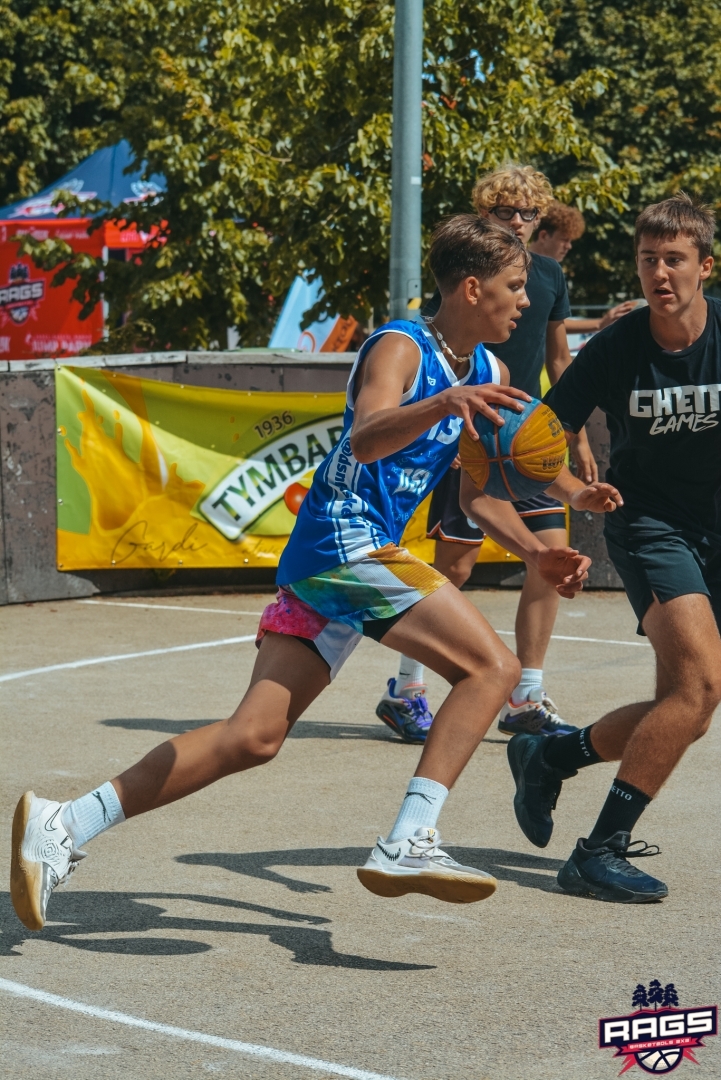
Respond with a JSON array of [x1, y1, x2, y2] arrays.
[[1, 589, 719, 1078]]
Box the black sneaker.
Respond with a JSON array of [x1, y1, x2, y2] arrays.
[[507, 733, 577, 848], [557, 831, 668, 903]]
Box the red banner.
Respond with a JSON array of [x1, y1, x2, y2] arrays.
[[0, 219, 104, 360]]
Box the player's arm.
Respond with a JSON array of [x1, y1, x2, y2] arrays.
[[459, 471, 590, 598], [350, 335, 530, 464], [545, 465, 623, 513], [544, 319, 597, 484]]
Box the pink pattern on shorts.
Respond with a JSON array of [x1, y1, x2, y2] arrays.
[[256, 587, 329, 648]]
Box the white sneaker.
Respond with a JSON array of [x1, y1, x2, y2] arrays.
[[10, 791, 86, 930], [357, 827, 497, 904]]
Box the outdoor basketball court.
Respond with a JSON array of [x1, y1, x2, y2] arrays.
[[1, 589, 719, 1079]]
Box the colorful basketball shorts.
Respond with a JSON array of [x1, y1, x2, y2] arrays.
[[426, 465, 566, 545], [256, 543, 448, 679]]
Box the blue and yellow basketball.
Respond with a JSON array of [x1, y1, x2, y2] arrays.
[[458, 398, 566, 501]]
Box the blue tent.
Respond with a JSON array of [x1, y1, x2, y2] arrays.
[[0, 141, 165, 221]]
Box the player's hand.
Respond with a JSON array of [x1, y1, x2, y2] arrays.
[[441, 383, 531, 438], [450, 454, 462, 470], [598, 300, 636, 330], [569, 482, 623, 514], [570, 436, 598, 484], [534, 547, 591, 599]]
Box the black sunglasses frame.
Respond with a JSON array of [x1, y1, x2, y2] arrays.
[[489, 205, 540, 223]]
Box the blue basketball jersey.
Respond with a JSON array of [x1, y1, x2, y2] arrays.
[[276, 319, 500, 585]]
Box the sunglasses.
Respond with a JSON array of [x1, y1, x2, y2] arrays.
[[489, 205, 539, 222]]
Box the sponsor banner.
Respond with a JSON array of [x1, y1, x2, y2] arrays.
[[0, 223, 104, 358], [55, 367, 522, 572]]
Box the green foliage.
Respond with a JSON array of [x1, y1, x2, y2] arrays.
[[7, 0, 632, 348], [0, 0, 123, 202], [544, 0, 721, 303]]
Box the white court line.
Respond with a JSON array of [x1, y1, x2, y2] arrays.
[[79, 599, 265, 616], [78, 600, 650, 649], [0, 978, 401, 1080], [0, 636, 256, 684], [496, 630, 650, 648]]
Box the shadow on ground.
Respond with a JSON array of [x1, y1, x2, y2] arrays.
[[101, 718, 395, 741], [178, 845, 564, 896], [0, 889, 431, 970]]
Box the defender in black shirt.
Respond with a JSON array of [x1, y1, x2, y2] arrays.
[[507, 193, 721, 903]]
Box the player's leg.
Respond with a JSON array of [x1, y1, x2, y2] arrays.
[[506, 524, 721, 877], [498, 495, 577, 736], [11, 632, 332, 930], [376, 464, 482, 743], [555, 592, 721, 902], [359, 581, 521, 902]]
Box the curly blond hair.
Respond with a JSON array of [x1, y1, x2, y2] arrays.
[[538, 201, 586, 240], [472, 164, 554, 216]]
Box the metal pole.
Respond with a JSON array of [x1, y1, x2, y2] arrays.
[[389, 0, 423, 322]]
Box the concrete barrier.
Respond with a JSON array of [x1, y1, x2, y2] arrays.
[[0, 351, 621, 603]]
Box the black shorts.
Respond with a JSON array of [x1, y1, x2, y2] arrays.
[[604, 510, 721, 635], [426, 466, 566, 545]]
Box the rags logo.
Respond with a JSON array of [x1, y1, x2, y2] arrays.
[[629, 386, 720, 436], [599, 981, 717, 1074], [199, 417, 343, 540], [0, 263, 45, 324]]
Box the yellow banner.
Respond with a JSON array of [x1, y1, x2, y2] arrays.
[[56, 366, 521, 571]]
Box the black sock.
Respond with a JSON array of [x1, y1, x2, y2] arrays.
[[542, 725, 603, 772], [586, 779, 652, 847]]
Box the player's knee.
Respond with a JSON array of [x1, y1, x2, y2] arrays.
[[477, 648, 521, 691], [227, 727, 284, 769], [693, 670, 721, 713]]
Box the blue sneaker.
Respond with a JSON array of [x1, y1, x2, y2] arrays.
[[557, 832, 668, 903], [507, 733, 577, 848], [498, 692, 578, 737], [376, 679, 433, 744]]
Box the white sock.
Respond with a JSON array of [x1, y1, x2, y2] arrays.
[[511, 668, 544, 706], [386, 777, 449, 842], [394, 655, 425, 697], [62, 781, 126, 848]]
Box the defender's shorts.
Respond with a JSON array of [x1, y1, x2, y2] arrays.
[[426, 465, 567, 545], [604, 510, 721, 635], [256, 544, 448, 679]]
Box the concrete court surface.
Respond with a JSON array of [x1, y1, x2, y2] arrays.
[[0, 589, 719, 1080]]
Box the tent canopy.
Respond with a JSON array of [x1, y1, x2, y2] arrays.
[[0, 141, 165, 222]]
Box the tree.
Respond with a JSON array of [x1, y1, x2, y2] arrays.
[[11, 0, 633, 350], [663, 983, 679, 1008], [648, 979, 664, 1009], [0, 0, 124, 205], [543, 0, 721, 304], [632, 984, 649, 1010]]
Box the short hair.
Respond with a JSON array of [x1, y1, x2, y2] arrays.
[[429, 213, 530, 294], [635, 192, 716, 260], [537, 201, 586, 240], [472, 164, 554, 216]]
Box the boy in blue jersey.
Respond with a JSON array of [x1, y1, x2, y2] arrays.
[[11, 215, 621, 931]]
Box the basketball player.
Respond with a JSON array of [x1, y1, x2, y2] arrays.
[[377, 165, 596, 744], [529, 201, 636, 333], [508, 193, 721, 902], [10, 215, 620, 930]]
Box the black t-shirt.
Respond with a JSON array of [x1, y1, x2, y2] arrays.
[[545, 297, 721, 543], [491, 253, 570, 397], [424, 253, 570, 397]]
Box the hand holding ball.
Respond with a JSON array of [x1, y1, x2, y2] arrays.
[[459, 398, 566, 501]]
